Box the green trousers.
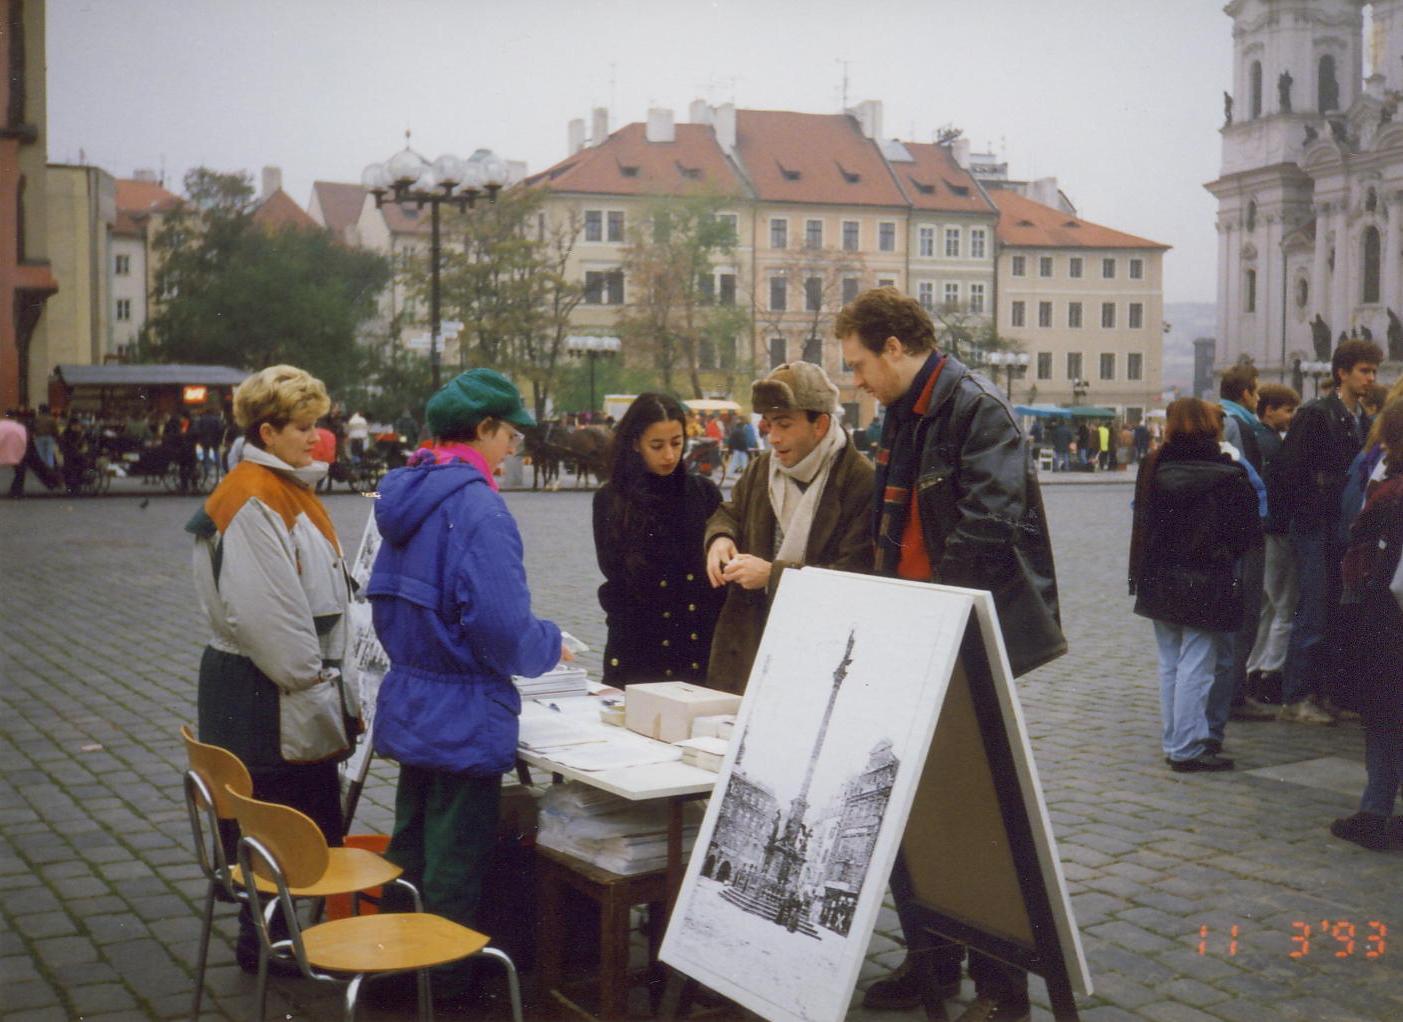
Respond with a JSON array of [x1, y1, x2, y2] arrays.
[[385, 765, 500, 996]]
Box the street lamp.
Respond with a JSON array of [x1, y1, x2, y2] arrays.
[[363, 136, 510, 390], [566, 335, 622, 415], [986, 351, 1031, 400], [1298, 359, 1331, 397], [1071, 378, 1090, 406]]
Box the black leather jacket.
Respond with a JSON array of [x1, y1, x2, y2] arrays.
[[909, 355, 1066, 677]]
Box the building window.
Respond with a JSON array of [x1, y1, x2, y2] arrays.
[[769, 336, 787, 369], [1068, 301, 1083, 328], [536, 213, 546, 241], [770, 218, 788, 249], [699, 273, 715, 304], [1069, 256, 1082, 279], [1011, 255, 1026, 277], [1296, 277, 1309, 308], [1011, 301, 1026, 327], [919, 226, 935, 258], [802, 335, 822, 364], [115, 298, 132, 321], [1067, 352, 1083, 381], [1127, 352, 1143, 380], [1250, 60, 1263, 119], [1363, 226, 1381, 303], [879, 222, 896, 252], [607, 211, 624, 242], [1244, 269, 1257, 313], [944, 228, 960, 258], [1246, 202, 1256, 232], [842, 277, 860, 304], [584, 210, 603, 242], [1318, 54, 1339, 111], [715, 213, 738, 241], [944, 282, 960, 307], [1129, 302, 1144, 329], [843, 220, 859, 251], [1102, 257, 1116, 279], [1039, 256, 1054, 278], [719, 273, 736, 306], [918, 281, 935, 310], [114, 254, 131, 276], [699, 337, 717, 370], [970, 229, 986, 259], [805, 219, 823, 250], [1101, 302, 1116, 328], [1099, 353, 1115, 380], [1129, 257, 1143, 279], [770, 276, 788, 311], [805, 276, 823, 312], [583, 269, 624, 305], [969, 283, 985, 314], [1037, 352, 1052, 380], [1038, 301, 1052, 327], [877, 277, 896, 288]]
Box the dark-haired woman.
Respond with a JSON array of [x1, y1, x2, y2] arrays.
[[593, 394, 725, 686], [1129, 398, 1262, 773]]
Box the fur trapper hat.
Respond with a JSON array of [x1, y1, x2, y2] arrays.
[[751, 361, 841, 416]]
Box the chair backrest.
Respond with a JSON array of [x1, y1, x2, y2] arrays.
[[180, 724, 252, 820], [223, 784, 331, 889]]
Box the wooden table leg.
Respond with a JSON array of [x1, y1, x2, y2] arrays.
[[600, 891, 632, 1019], [537, 862, 564, 1001], [666, 798, 683, 914]]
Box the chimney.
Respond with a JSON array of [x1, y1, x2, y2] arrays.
[[645, 107, 675, 143], [591, 106, 610, 147], [689, 99, 712, 124], [261, 166, 282, 199], [714, 103, 736, 151], [133, 168, 158, 183], [505, 159, 527, 185], [1029, 176, 1060, 209], [568, 118, 586, 154], [848, 99, 883, 140], [951, 137, 971, 169]]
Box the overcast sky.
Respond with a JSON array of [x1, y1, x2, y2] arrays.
[[49, 0, 1235, 303]]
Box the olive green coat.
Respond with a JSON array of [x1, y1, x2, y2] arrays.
[[703, 439, 874, 693]]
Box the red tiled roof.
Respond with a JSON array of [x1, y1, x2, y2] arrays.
[[989, 189, 1168, 250], [378, 201, 430, 235], [251, 189, 320, 231], [526, 122, 745, 198], [311, 181, 367, 236], [734, 110, 905, 207], [115, 178, 180, 216], [891, 142, 995, 214]]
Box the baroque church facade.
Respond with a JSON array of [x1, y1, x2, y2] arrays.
[[1208, 0, 1403, 383]]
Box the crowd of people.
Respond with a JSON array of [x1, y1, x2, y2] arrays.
[[1127, 339, 1403, 854]]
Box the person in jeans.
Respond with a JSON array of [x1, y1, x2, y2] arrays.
[[1129, 398, 1262, 772], [1246, 384, 1301, 704], [1276, 339, 1381, 723]]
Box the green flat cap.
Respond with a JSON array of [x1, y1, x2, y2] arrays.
[[425, 368, 536, 437]]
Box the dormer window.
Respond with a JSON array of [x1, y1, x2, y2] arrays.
[[675, 161, 701, 180], [837, 162, 861, 184], [908, 176, 936, 195], [619, 164, 639, 178], [942, 178, 970, 197], [777, 161, 801, 181]]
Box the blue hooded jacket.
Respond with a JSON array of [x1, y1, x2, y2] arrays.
[[368, 459, 561, 775]]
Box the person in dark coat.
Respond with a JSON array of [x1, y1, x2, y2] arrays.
[[1331, 397, 1403, 850], [592, 393, 725, 686], [1128, 397, 1262, 773]]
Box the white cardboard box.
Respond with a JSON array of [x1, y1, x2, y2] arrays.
[[625, 683, 742, 744]]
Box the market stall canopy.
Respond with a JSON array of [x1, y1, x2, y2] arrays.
[[55, 364, 250, 387], [684, 399, 741, 412], [1013, 404, 1118, 420]]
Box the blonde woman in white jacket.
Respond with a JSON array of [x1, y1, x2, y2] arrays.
[[187, 364, 359, 971]]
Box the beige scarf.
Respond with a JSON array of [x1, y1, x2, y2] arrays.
[[768, 423, 847, 566]]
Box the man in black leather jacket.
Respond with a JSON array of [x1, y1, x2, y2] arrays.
[[838, 287, 1065, 1022]]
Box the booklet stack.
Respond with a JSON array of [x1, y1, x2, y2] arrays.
[[537, 781, 701, 875], [513, 662, 590, 699]]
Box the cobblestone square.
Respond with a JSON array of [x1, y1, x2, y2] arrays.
[[2, 480, 1400, 1020]]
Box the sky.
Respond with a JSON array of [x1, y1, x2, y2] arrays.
[[48, 0, 1234, 304]]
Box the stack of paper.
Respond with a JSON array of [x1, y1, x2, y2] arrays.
[[514, 662, 589, 699], [690, 714, 736, 740], [674, 736, 729, 772], [537, 781, 701, 875]]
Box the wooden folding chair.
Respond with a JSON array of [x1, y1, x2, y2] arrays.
[[226, 784, 523, 1022], [180, 725, 405, 1017]]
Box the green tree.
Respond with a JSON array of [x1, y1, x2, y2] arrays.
[[145, 168, 390, 395]]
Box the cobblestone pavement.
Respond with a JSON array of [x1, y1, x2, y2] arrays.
[[2, 483, 1401, 1022]]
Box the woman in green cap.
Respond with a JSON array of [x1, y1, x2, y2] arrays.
[[367, 368, 567, 1007]]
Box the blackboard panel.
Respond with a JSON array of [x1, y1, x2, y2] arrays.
[[900, 656, 1034, 947]]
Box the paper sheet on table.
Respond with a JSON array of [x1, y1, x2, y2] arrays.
[[549, 739, 684, 772], [517, 715, 607, 751]]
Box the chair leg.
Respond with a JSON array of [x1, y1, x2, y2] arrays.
[[478, 947, 522, 1022], [254, 949, 269, 1022], [343, 974, 364, 1022], [190, 885, 215, 1019], [417, 968, 432, 1022]]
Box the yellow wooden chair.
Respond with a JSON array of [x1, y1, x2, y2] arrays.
[[180, 725, 406, 1017], [226, 784, 522, 1022]]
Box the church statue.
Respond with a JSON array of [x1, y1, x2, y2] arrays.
[[1311, 313, 1332, 361], [1223, 91, 1233, 127], [1384, 104, 1395, 126], [1278, 70, 1293, 113], [1389, 308, 1403, 362], [1339, 330, 1350, 346], [1330, 119, 1349, 146], [1304, 124, 1319, 144], [1360, 325, 1373, 342]]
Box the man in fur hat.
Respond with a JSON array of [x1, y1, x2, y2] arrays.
[[702, 361, 874, 693]]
